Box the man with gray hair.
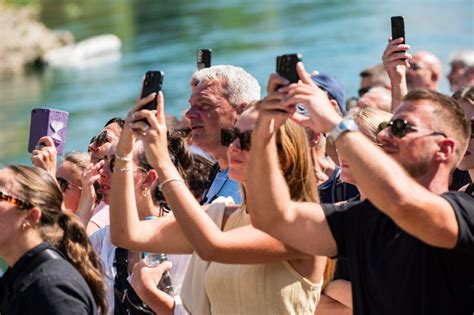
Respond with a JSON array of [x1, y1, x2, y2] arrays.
[[186, 65, 261, 204]]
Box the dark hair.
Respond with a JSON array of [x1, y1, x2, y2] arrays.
[[104, 117, 125, 129], [403, 89, 470, 166], [7, 165, 107, 315], [136, 131, 212, 209]]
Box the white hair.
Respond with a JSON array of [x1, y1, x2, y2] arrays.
[[191, 65, 261, 108]]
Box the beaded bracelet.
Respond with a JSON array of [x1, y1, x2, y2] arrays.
[[115, 153, 132, 162]]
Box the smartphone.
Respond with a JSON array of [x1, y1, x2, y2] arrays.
[[28, 108, 69, 155], [140, 70, 164, 110], [276, 53, 303, 84], [197, 49, 212, 70], [391, 16, 405, 44]]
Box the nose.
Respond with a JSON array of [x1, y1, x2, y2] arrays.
[[229, 138, 242, 151], [376, 127, 393, 144], [88, 141, 97, 153], [185, 106, 199, 120]]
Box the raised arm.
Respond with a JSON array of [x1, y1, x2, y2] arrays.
[[109, 93, 192, 254], [244, 74, 338, 258], [280, 62, 459, 249], [129, 92, 310, 264], [382, 37, 411, 112]]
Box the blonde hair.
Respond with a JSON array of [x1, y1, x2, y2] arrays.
[[352, 107, 393, 142]]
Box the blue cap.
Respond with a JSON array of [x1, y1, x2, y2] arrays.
[[311, 73, 346, 115]]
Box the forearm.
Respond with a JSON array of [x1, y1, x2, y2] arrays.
[[137, 285, 175, 315], [336, 132, 458, 247], [246, 132, 293, 230], [390, 77, 408, 112], [109, 163, 143, 247]]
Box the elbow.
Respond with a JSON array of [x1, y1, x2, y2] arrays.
[[193, 237, 226, 261]]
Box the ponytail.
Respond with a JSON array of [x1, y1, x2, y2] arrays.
[[57, 211, 108, 315]]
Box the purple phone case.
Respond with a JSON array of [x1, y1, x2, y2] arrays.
[[28, 108, 69, 155]]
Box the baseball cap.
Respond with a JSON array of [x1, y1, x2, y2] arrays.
[[311, 73, 346, 115]]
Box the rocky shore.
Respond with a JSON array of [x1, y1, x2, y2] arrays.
[[0, 6, 74, 75]]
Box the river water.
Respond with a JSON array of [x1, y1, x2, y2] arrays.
[[0, 0, 472, 164]]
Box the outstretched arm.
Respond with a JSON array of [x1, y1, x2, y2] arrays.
[[245, 74, 338, 258], [279, 62, 459, 249], [109, 93, 192, 254]]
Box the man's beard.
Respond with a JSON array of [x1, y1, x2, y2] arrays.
[[404, 158, 431, 178]]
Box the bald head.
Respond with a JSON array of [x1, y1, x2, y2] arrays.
[[357, 87, 392, 112], [406, 51, 443, 91]]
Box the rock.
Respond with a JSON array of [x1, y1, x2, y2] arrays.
[[0, 6, 74, 75]]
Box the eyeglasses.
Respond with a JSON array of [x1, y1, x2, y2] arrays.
[[358, 87, 370, 97], [104, 155, 148, 174], [377, 119, 447, 139], [221, 128, 252, 151], [56, 177, 82, 193], [0, 191, 33, 210]]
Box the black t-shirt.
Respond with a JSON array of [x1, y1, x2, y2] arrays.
[[322, 191, 474, 315], [0, 242, 98, 315]]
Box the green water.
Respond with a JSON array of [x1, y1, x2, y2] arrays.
[[0, 0, 473, 164]]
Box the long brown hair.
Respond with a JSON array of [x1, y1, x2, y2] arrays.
[[7, 165, 107, 315]]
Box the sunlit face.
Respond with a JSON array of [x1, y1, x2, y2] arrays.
[[226, 110, 258, 183], [458, 100, 474, 171], [185, 80, 238, 154], [377, 100, 446, 178], [98, 145, 148, 205], [56, 161, 83, 211], [88, 122, 122, 163], [0, 168, 26, 258], [406, 55, 435, 90]]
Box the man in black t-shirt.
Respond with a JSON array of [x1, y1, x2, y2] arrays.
[[247, 63, 474, 315]]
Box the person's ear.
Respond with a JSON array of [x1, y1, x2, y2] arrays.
[[23, 207, 42, 229], [236, 103, 247, 115], [329, 99, 339, 112], [145, 169, 159, 190], [434, 138, 455, 163]]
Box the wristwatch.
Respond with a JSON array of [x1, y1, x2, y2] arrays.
[[328, 118, 358, 142]]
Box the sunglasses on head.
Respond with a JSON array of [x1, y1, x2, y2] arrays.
[[56, 177, 82, 193], [89, 131, 109, 149], [221, 128, 252, 151], [0, 190, 33, 210], [377, 119, 447, 139]]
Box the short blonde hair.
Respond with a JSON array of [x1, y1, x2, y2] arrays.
[[351, 107, 393, 142]]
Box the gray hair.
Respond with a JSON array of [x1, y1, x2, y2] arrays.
[[449, 50, 474, 67], [191, 65, 261, 108]]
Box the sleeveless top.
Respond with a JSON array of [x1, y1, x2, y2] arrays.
[[179, 202, 226, 315], [204, 206, 322, 315]]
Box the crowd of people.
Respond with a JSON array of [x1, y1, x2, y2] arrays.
[[0, 34, 473, 315]]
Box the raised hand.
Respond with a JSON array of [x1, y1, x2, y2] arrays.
[[382, 37, 412, 84], [31, 136, 57, 177]]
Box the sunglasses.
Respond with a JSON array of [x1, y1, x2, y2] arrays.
[[103, 155, 148, 174], [377, 119, 447, 139], [89, 130, 113, 149], [0, 190, 33, 210], [56, 177, 82, 193], [358, 87, 370, 97], [221, 128, 252, 151]]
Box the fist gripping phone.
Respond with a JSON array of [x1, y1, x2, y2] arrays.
[[28, 108, 69, 155]]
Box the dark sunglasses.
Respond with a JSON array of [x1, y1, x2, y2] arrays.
[[89, 130, 109, 148], [0, 190, 33, 210], [377, 119, 447, 139], [221, 128, 252, 151], [56, 177, 82, 193], [103, 155, 148, 174], [358, 87, 370, 97]]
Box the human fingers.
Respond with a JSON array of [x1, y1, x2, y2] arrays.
[[267, 73, 290, 94]]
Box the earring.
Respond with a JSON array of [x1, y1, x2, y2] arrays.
[[21, 222, 27, 231], [142, 187, 149, 198]]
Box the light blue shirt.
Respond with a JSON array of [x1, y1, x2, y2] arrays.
[[203, 167, 242, 205]]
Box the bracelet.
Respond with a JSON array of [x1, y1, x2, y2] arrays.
[[158, 178, 185, 190], [162, 181, 185, 195], [115, 153, 132, 162], [118, 167, 133, 172]]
